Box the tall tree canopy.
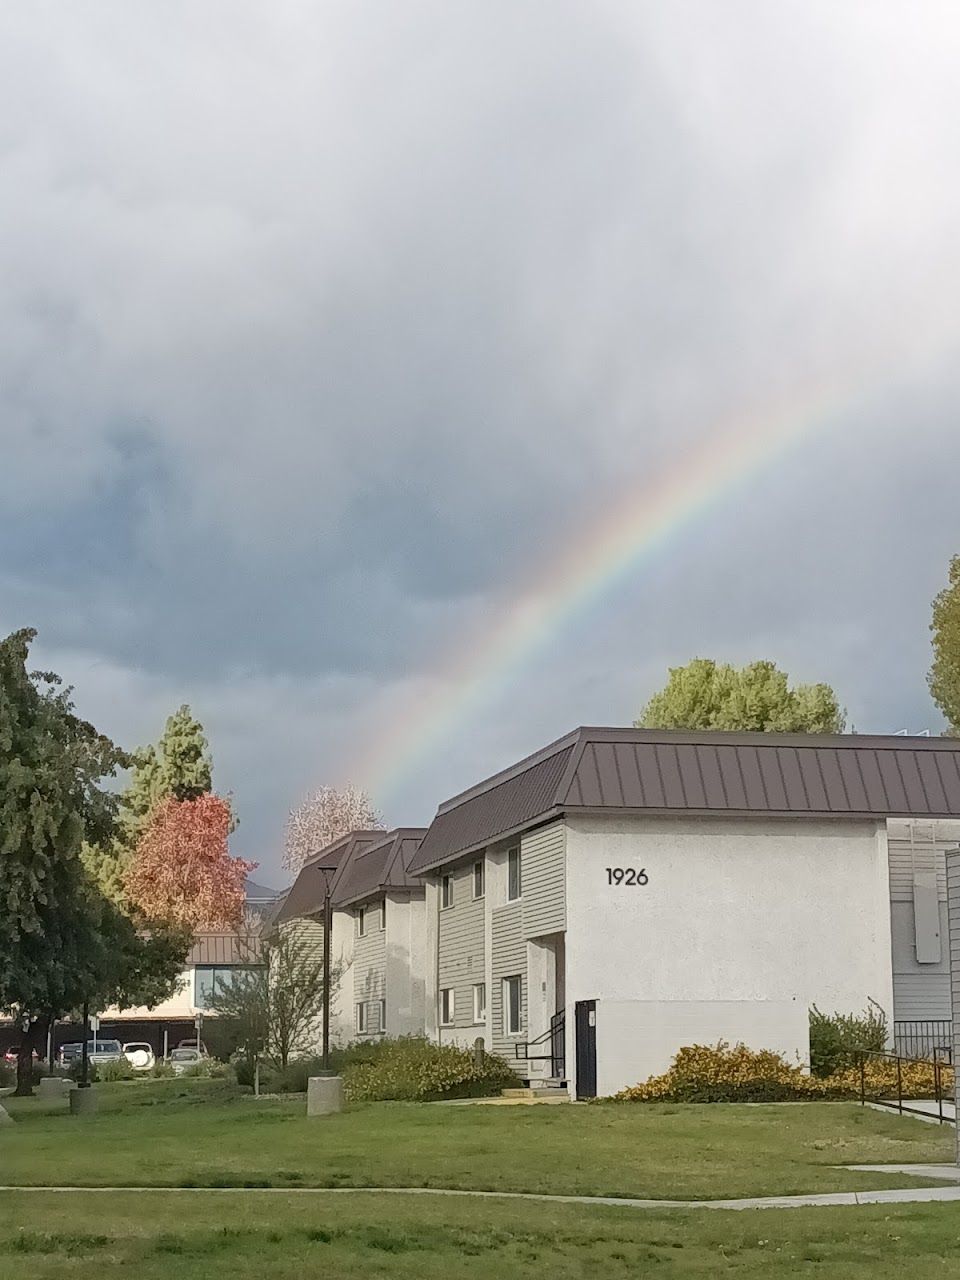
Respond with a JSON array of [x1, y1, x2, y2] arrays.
[[125, 793, 254, 931], [82, 703, 214, 905], [0, 629, 186, 1094], [637, 659, 846, 734], [283, 783, 383, 872], [930, 555, 960, 734]]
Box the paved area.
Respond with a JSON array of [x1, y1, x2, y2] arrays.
[[845, 1163, 960, 1182], [3, 1183, 960, 1211], [865, 1099, 956, 1125]]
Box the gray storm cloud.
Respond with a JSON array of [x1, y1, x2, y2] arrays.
[[2, 2, 959, 875]]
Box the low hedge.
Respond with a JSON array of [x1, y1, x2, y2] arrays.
[[342, 1036, 520, 1102], [614, 1041, 954, 1103]]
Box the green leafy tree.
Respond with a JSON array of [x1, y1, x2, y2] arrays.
[[637, 658, 846, 733], [213, 929, 340, 1078], [83, 704, 214, 904], [0, 629, 187, 1094], [930, 554, 960, 734]]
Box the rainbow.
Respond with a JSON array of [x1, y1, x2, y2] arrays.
[[350, 376, 856, 805]]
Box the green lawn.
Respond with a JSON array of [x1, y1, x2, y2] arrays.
[[1, 1191, 960, 1278], [0, 1079, 954, 1200]]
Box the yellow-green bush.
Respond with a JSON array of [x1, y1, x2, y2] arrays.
[[613, 1041, 954, 1103], [342, 1037, 520, 1102]]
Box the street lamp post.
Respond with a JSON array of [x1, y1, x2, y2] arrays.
[[317, 864, 338, 1073]]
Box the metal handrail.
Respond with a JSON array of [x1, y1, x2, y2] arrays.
[[856, 1047, 955, 1126], [514, 1011, 565, 1080]]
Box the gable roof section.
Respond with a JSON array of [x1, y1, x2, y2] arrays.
[[276, 830, 385, 923], [188, 932, 263, 965], [333, 828, 428, 908], [409, 727, 960, 873]]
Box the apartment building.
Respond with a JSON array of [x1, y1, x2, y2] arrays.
[[410, 727, 960, 1098]]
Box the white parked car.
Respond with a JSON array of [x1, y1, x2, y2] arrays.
[[168, 1047, 204, 1076], [122, 1042, 156, 1072]]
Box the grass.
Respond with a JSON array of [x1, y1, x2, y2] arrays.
[[1, 1191, 960, 1278], [0, 1079, 954, 1199]]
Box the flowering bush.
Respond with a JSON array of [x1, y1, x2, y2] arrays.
[[343, 1037, 520, 1102], [613, 1041, 954, 1103]]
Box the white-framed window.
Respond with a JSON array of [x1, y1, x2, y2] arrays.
[[378, 900, 386, 930], [473, 860, 485, 899], [357, 906, 367, 937], [355, 1002, 367, 1033], [441, 874, 454, 909], [502, 975, 522, 1036], [507, 847, 522, 901], [473, 982, 486, 1024], [440, 987, 455, 1026], [368, 999, 385, 1034]]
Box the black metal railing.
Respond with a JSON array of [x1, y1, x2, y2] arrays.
[[893, 1020, 953, 1061], [857, 1047, 955, 1126], [514, 1010, 566, 1080]]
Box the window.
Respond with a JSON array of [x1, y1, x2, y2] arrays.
[[440, 988, 455, 1026], [379, 900, 386, 930], [473, 983, 486, 1023], [507, 847, 522, 900], [357, 906, 366, 937], [473, 860, 485, 899], [378, 999, 386, 1033], [441, 874, 454, 909], [356, 1002, 367, 1034], [502, 975, 522, 1035], [194, 966, 255, 1010]]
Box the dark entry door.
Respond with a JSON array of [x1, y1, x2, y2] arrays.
[[574, 1000, 597, 1099]]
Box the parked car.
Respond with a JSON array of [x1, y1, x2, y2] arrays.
[[175, 1039, 209, 1056], [3, 1046, 41, 1065], [57, 1039, 123, 1068], [122, 1042, 156, 1072], [168, 1047, 204, 1076]]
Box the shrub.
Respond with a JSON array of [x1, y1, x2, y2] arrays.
[[181, 1059, 229, 1079], [95, 1058, 136, 1083], [613, 1041, 955, 1103], [342, 1036, 520, 1102], [150, 1062, 175, 1078], [809, 1002, 887, 1077]]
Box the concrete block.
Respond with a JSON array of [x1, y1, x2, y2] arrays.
[[307, 1075, 343, 1116], [69, 1086, 98, 1115], [37, 1076, 73, 1099]]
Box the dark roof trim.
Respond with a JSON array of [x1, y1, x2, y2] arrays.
[[410, 726, 960, 873]]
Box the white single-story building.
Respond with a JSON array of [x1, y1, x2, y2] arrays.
[[408, 727, 960, 1098]]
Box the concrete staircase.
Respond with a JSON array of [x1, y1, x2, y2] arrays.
[[501, 1079, 570, 1103]]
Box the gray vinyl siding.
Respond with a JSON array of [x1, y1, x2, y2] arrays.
[[437, 862, 485, 1030], [491, 902, 526, 1059], [279, 917, 324, 964], [521, 822, 566, 939], [888, 829, 952, 1021], [353, 900, 387, 1029]]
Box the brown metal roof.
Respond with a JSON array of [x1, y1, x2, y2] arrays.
[[333, 828, 427, 908], [409, 727, 960, 873], [187, 933, 263, 965], [275, 830, 385, 923]]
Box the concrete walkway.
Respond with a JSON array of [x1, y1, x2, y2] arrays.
[[2, 1183, 960, 1211]]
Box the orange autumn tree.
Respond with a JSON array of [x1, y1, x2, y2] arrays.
[[125, 794, 255, 931]]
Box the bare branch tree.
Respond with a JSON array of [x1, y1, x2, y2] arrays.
[[283, 783, 383, 872]]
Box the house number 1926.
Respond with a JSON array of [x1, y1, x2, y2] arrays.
[[606, 867, 649, 886]]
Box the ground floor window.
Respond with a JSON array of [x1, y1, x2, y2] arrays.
[[440, 987, 455, 1026], [502, 975, 522, 1035], [355, 1002, 367, 1033], [473, 983, 486, 1023]]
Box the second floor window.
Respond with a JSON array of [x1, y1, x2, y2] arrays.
[[473, 860, 485, 899], [357, 906, 366, 936], [507, 847, 522, 900], [441, 874, 454, 909]]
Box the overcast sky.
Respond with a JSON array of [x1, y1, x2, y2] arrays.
[[3, 3, 960, 885]]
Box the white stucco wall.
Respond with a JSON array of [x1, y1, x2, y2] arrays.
[[329, 909, 356, 1045], [100, 970, 193, 1021], [384, 893, 427, 1037], [594, 1000, 809, 1097], [564, 814, 893, 1095]]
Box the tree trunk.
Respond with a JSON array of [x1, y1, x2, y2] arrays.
[[13, 1016, 45, 1097]]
